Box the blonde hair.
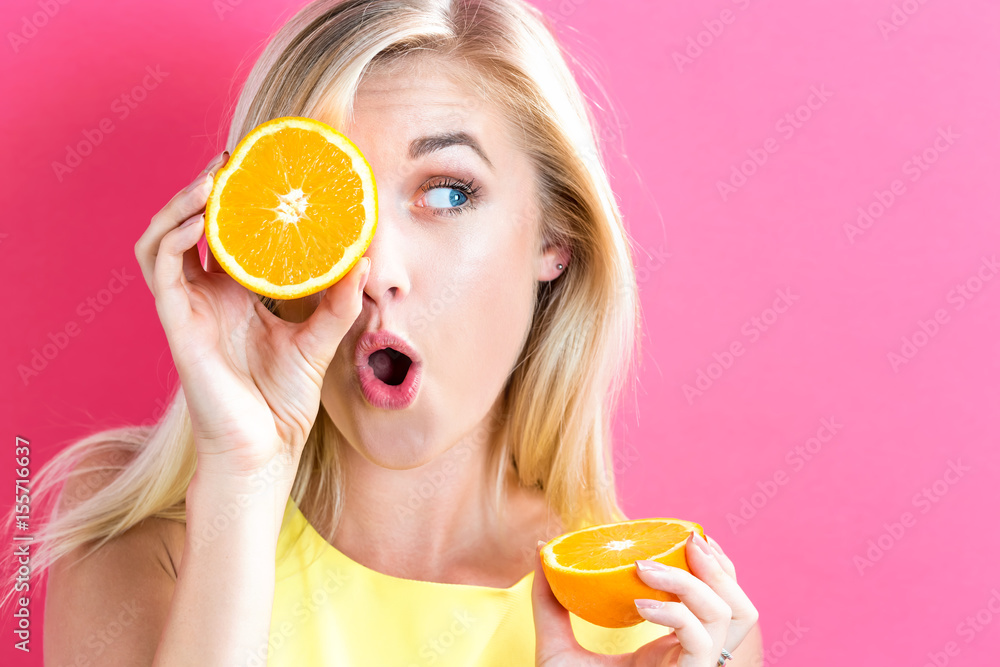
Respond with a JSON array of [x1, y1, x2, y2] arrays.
[[2, 0, 641, 610]]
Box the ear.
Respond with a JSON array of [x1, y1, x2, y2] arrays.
[[538, 243, 571, 282]]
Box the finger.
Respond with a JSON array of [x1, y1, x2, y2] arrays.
[[203, 151, 230, 274], [683, 533, 759, 648], [152, 213, 206, 332], [635, 555, 732, 630], [204, 237, 225, 274], [633, 600, 714, 662], [180, 212, 207, 282], [291, 258, 371, 375], [135, 152, 227, 291], [705, 534, 737, 579], [530, 540, 579, 662]]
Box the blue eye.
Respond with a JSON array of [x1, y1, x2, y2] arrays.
[[418, 176, 482, 217], [425, 187, 468, 208]]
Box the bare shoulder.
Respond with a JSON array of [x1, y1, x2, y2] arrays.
[[43, 445, 186, 665]]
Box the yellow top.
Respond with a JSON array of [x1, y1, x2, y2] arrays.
[[267, 497, 675, 666]]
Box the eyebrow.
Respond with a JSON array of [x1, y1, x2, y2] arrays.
[[408, 131, 494, 171]]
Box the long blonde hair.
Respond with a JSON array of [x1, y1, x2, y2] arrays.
[[3, 0, 641, 609]]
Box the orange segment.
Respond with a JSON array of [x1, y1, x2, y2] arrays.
[[205, 116, 377, 299], [541, 517, 706, 629]]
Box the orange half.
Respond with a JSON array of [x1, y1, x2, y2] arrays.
[[205, 116, 377, 299], [541, 517, 706, 628]]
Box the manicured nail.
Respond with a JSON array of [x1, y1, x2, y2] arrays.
[[692, 532, 714, 557], [186, 172, 212, 194], [635, 560, 668, 572], [184, 171, 206, 192], [180, 214, 204, 229], [634, 599, 664, 610]]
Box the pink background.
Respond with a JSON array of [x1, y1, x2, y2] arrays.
[[3, 0, 999, 665]]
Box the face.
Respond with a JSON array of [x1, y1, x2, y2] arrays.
[[291, 53, 567, 470]]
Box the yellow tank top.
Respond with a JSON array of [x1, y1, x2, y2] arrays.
[[267, 496, 675, 665]]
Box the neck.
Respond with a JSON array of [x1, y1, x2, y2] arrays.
[[324, 410, 529, 585]]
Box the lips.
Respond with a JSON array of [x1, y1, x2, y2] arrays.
[[354, 330, 422, 409]]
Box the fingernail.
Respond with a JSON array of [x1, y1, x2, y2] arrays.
[[180, 213, 204, 229], [536, 540, 546, 551], [635, 559, 668, 573], [691, 532, 713, 557], [706, 535, 724, 556], [185, 172, 205, 192], [186, 172, 212, 194], [634, 598, 664, 610]]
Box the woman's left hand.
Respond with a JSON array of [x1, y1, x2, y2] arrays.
[[531, 532, 760, 666]]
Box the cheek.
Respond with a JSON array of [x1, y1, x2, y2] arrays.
[[427, 236, 535, 392]]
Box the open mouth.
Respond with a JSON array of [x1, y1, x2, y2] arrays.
[[354, 330, 422, 409], [367, 347, 413, 386]]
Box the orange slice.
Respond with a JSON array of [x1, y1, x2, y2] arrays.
[[541, 517, 706, 628], [205, 116, 377, 299]]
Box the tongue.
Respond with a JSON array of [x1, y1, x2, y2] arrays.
[[368, 348, 412, 385]]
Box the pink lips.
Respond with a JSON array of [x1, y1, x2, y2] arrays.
[[354, 330, 422, 409]]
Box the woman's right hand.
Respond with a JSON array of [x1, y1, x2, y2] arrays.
[[134, 151, 371, 485]]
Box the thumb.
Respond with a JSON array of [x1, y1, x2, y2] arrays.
[[293, 258, 370, 369], [531, 540, 579, 662]]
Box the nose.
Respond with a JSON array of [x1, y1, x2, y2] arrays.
[[359, 200, 410, 309]]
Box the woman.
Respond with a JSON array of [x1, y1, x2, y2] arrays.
[[24, 0, 762, 664]]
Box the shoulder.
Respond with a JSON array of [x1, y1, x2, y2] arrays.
[[53, 442, 188, 576], [56, 443, 135, 515], [43, 444, 186, 663]]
